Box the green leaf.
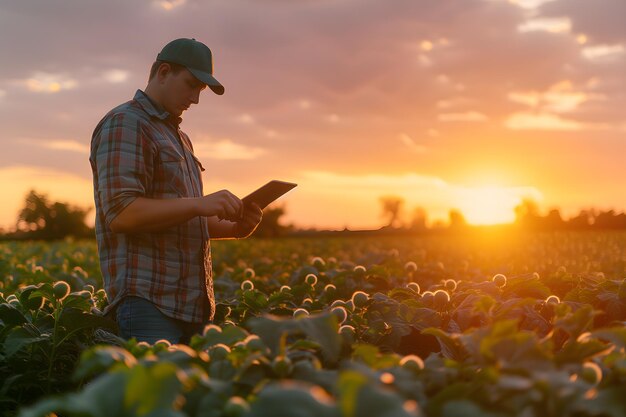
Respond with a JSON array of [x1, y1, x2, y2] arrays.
[[61, 293, 92, 311], [125, 362, 184, 415], [267, 290, 294, 306], [442, 400, 499, 417], [3, 325, 50, 357], [422, 328, 468, 361], [352, 344, 399, 369], [59, 308, 117, 335], [297, 313, 341, 363], [18, 370, 128, 417], [555, 339, 613, 364], [248, 381, 340, 417], [338, 370, 368, 417], [576, 386, 626, 417], [74, 345, 137, 380], [0, 303, 27, 327], [338, 369, 419, 417], [248, 312, 341, 363], [192, 324, 248, 350], [554, 305, 597, 340], [242, 289, 268, 310], [591, 327, 626, 349]]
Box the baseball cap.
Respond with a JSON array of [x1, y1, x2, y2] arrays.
[[157, 38, 224, 95]]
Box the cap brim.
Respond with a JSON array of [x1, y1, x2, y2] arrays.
[[188, 68, 224, 95]]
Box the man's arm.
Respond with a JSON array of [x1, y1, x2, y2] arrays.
[[110, 189, 244, 233]]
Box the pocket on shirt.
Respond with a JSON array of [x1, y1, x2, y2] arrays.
[[157, 147, 188, 196]]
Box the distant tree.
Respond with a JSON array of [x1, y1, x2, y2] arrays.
[[252, 205, 293, 238], [16, 190, 91, 239], [544, 208, 565, 229], [567, 209, 593, 229], [594, 210, 626, 229], [409, 207, 428, 231], [379, 196, 405, 228], [448, 209, 467, 230], [514, 198, 541, 229]]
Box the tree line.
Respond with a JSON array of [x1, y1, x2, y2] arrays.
[[1, 191, 624, 241], [0, 190, 292, 241], [378, 195, 626, 232]]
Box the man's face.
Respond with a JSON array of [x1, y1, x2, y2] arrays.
[[160, 66, 207, 117]]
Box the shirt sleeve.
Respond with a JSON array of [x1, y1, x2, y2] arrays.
[[91, 112, 156, 226]]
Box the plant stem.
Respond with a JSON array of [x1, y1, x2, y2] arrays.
[[46, 299, 61, 393]]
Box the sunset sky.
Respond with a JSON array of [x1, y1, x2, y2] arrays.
[[0, 0, 624, 231]]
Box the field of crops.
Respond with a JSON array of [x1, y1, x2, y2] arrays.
[[1, 230, 626, 417]]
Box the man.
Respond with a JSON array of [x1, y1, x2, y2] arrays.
[[89, 38, 262, 344]]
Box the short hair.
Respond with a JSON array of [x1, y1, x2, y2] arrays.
[[149, 60, 185, 80]]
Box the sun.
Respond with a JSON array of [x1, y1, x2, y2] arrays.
[[456, 186, 522, 225]]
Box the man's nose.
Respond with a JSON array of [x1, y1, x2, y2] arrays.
[[190, 89, 200, 104]]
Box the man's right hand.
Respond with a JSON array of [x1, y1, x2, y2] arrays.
[[197, 190, 244, 221]]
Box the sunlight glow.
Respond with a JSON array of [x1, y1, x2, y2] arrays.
[[272, 171, 544, 230], [456, 186, 528, 225]]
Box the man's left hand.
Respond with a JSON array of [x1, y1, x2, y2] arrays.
[[233, 203, 263, 238]]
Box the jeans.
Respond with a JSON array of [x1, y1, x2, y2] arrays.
[[115, 296, 205, 345]]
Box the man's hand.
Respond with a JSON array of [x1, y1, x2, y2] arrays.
[[233, 203, 263, 238], [197, 190, 244, 221]]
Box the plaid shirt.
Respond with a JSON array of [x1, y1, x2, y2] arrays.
[[90, 90, 213, 323]]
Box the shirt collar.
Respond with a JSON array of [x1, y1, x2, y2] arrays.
[[133, 89, 182, 127]]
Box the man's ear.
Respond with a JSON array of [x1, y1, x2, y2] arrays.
[[156, 62, 172, 83]]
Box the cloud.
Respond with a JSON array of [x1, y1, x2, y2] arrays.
[[20, 138, 90, 154], [541, 0, 626, 44], [518, 17, 572, 34], [236, 113, 255, 125], [102, 69, 129, 84], [509, 0, 558, 9], [399, 133, 428, 154], [581, 44, 625, 61], [194, 138, 266, 160], [438, 112, 488, 122], [504, 80, 610, 130], [154, 0, 186, 11], [20, 72, 78, 93], [504, 112, 585, 130], [436, 97, 476, 109], [325, 114, 340, 124], [507, 80, 594, 113]]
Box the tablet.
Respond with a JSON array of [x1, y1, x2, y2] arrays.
[[242, 180, 297, 209]]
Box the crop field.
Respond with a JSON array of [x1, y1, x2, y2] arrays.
[[1, 230, 626, 417]]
